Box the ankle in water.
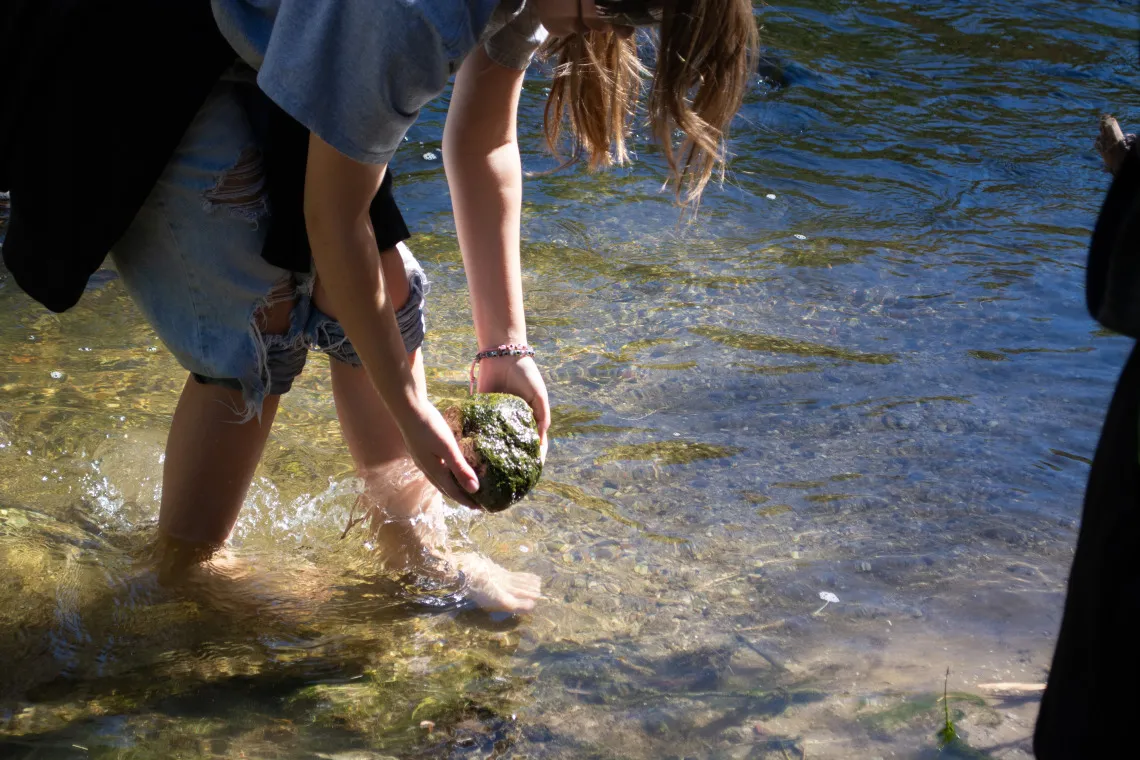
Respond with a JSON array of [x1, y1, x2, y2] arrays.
[[147, 532, 223, 584]]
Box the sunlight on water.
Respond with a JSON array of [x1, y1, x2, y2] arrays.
[[3, 1, 1138, 757]]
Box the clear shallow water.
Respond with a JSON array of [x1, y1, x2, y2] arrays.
[[1, 1, 1137, 757]]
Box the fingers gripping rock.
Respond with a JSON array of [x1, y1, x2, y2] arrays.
[[443, 393, 543, 512]]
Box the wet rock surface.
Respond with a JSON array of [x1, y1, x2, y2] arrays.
[[444, 393, 542, 512]]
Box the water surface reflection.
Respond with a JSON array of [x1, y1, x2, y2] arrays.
[[2, 0, 1137, 756]]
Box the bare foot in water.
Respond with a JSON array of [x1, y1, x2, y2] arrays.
[[149, 537, 334, 615], [363, 459, 543, 614], [444, 551, 542, 613]]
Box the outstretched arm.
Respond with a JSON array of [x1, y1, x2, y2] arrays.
[[304, 135, 480, 504], [444, 46, 550, 453]]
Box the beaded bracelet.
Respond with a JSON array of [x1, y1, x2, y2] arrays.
[[469, 343, 535, 395]]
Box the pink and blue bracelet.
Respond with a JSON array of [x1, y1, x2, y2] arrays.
[[469, 343, 535, 395]]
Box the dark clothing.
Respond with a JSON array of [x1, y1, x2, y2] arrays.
[[252, 88, 409, 274], [1033, 344, 1140, 758], [1034, 110, 1140, 759], [0, 0, 408, 314], [1, 0, 235, 312], [1086, 150, 1140, 339]]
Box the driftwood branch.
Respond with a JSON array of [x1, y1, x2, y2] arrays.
[[1096, 114, 1135, 176]]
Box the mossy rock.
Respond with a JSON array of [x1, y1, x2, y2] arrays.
[[444, 393, 542, 512]]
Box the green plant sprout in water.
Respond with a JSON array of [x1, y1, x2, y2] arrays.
[[936, 668, 990, 758], [938, 667, 958, 747]]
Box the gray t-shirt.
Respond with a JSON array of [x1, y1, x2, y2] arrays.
[[211, 0, 547, 164]]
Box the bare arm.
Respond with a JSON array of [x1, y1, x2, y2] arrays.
[[304, 134, 479, 502], [445, 46, 526, 347], [444, 47, 550, 447]]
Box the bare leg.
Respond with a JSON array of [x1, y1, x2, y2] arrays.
[[318, 251, 542, 613], [159, 379, 281, 546], [154, 295, 293, 575]]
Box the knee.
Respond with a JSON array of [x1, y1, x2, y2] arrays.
[[311, 245, 412, 319], [381, 246, 413, 312], [190, 279, 307, 421], [308, 243, 427, 364], [254, 281, 296, 336]]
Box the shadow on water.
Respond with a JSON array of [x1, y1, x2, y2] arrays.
[[0, 526, 529, 758], [2, 621, 828, 760]]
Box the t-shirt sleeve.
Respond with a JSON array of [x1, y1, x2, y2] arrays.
[[256, 0, 452, 165], [483, 4, 548, 71]]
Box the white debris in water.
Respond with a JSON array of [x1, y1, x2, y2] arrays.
[[794, 234, 807, 240], [766, 193, 777, 200], [422, 152, 438, 161], [50, 371, 64, 380], [814, 590, 840, 615], [519, 545, 529, 553]]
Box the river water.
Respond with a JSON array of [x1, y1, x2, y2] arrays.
[[2, 2, 1137, 758]]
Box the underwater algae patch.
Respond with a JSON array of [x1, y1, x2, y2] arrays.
[[536, 480, 638, 527], [690, 325, 896, 365], [548, 404, 650, 438], [857, 690, 995, 735], [967, 350, 1008, 362], [444, 393, 542, 512], [594, 440, 742, 466]]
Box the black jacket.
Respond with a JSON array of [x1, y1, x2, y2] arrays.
[[1086, 147, 1140, 337], [1, 0, 408, 314]]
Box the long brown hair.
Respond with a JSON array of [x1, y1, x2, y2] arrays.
[[541, 1, 759, 207]]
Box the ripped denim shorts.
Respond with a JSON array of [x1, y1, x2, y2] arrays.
[[109, 77, 426, 420]]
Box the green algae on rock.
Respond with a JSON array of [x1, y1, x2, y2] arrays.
[[444, 393, 542, 512]]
